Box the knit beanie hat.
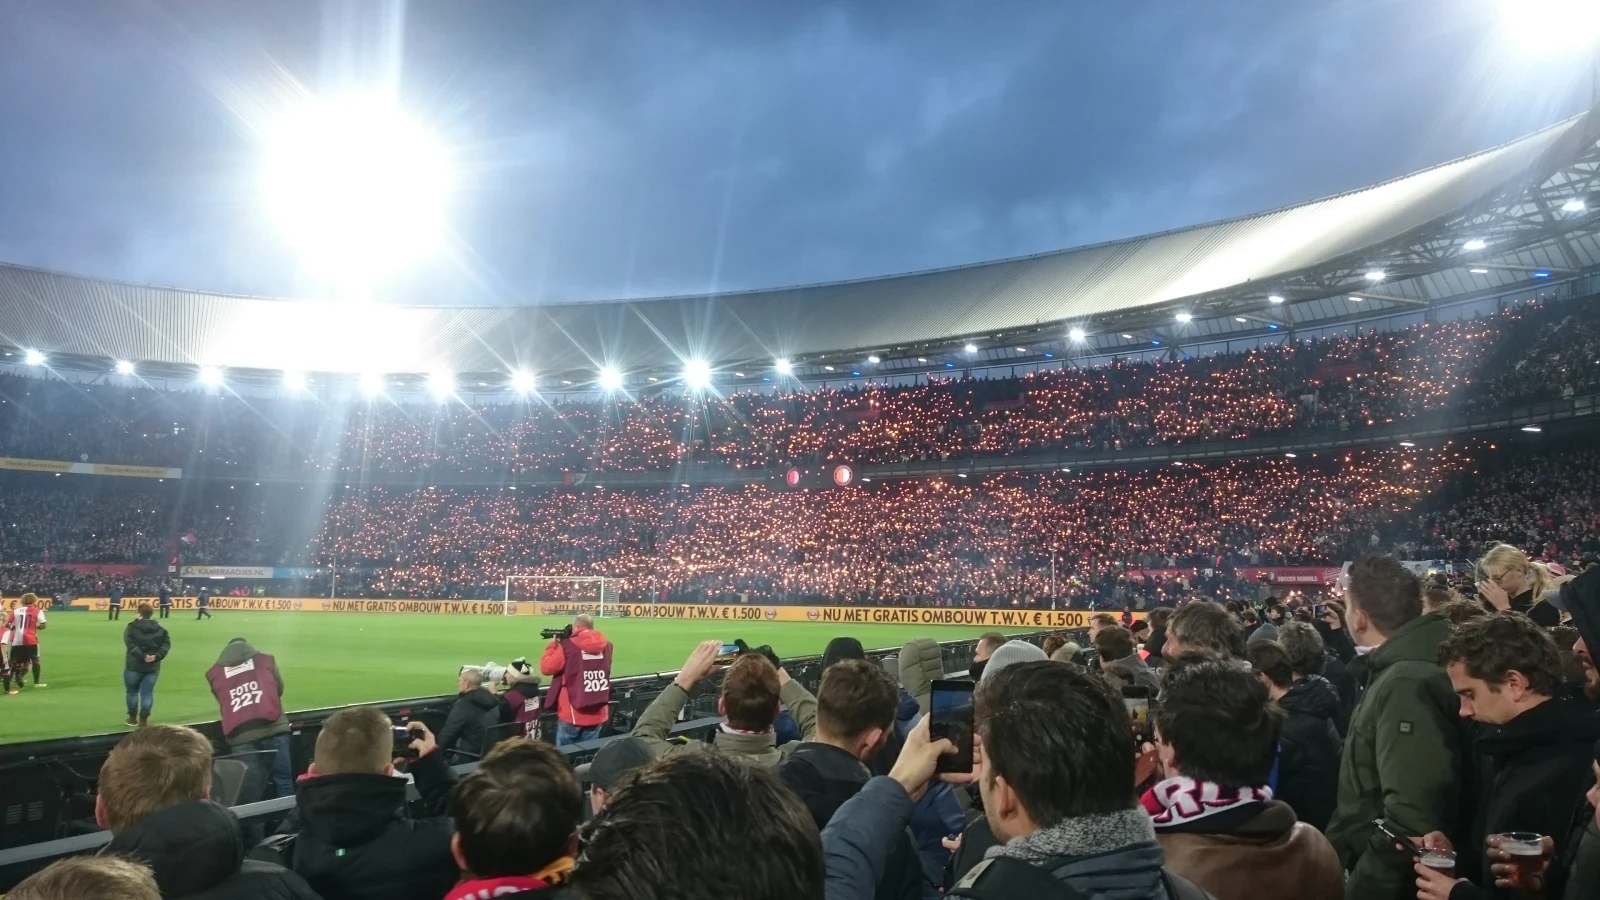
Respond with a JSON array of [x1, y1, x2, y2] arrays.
[[822, 637, 867, 670], [981, 640, 1047, 682]]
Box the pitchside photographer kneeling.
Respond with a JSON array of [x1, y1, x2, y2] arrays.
[[439, 664, 511, 761]]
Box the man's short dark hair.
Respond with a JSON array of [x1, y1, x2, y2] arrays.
[[137, 603, 153, 618], [1093, 625, 1136, 662], [1154, 659, 1283, 790], [816, 659, 898, 742], [574, 751, 823, 900], [1437, 599, 1490, 626], [1169, 601, 1247, 659], [448, 740, 580, 878], [1347, 555, 1423, 634], [975, 661, 1135, 827], [1246, 641, 1294, 690], [1437, 612, 1563, 698], [976, 632, 1006, 654], [1276, 621, 1326, 677], [1147, 608, 1174, 629], [1089, 613, 1118, 631], [721, 654, 781, 732]]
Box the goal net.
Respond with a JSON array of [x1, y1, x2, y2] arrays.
[[504, 575, 620, 617]]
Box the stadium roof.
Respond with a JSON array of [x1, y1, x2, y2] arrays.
[[2, 110, 1599, 388]]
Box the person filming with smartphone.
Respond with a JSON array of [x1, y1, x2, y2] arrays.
[[539, 614, 614, 746], [253, 707, 459, 900]]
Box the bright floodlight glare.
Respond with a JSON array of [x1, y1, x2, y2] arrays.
[[1563, 198, 1587, 212], [1364, 269, 1386, 282], [598, 366, 624, 392], [1399, 441, 1416, 448], [509, 370, 536, 393], [1268, 294, 1285, 304], [1499, 0, 1600, 52], [1235, 317, 1248, 323], [114, 360, 136, 375], [428, 371, 454, 399], [282, 370, 307, 391], [1470, 268, 1490, 274], [1348, 295, 1364, 302], [1068, 327, 1086, 342], [1522, 424, 1543, 433], [683, 359, 712, 390], [198, 366, 224, 386], [964, 343, 978, 354], [360, 373, 385, 396], [1175, 312, 1193, 323], [867, 355, 881, 364], [22, 349, 45, 366], [1462, 238, 1487, 251], [261, 95, 450, 279], [774, 358, 793, 376]]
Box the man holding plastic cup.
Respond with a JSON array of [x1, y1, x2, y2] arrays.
[[1411, 612, 1596, 900]]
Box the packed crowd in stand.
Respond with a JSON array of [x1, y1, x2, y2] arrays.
[[0, 296, 1596, 477], [15, 553, 1600, 900]]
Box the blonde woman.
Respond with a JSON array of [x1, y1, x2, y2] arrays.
[[1477, 543, 1559, 626]]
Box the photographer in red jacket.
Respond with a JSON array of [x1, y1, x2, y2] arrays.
[[539, 615, 613, 746]]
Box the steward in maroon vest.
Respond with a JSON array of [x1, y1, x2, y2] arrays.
[[539, 624, 613, 730], [206, 637, 289, 746]]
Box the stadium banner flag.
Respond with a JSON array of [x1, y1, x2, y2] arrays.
[[69, 596, 1146, 626], [179, 565, 322, 579], [0, 456, 181, 479]]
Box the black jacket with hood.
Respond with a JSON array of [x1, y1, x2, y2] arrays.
[[437, 687, 506, 758], [780, 741, 922, 900], [1274, 674, 1343, 831], [254, 746, 458, 900], [105, 800, 321, 900], [124, 616, 171, 674]]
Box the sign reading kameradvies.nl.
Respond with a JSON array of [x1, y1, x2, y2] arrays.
[[70, 596, 1145, 627]]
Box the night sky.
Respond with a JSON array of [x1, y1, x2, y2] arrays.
[[0, 0, 1593, 306]]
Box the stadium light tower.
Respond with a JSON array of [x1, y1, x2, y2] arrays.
[[261, 94, 451, 283], [683, 358, 712, 390], [114, 360, 136, 375], [774, 358, 793, 376], [598, 366, 624, 392], [22, 349, 45, 366], [1175, 312, 1194, 324], [509, 370, 536, 393], [1068, 327, 1086, 342]]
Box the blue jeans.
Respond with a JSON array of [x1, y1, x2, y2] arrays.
[[123, 670, 158, 717], [231, 732, 295, 801], [556, 720, 600, 747]]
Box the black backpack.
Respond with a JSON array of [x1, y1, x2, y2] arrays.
[[947, 856, 1214, 900]]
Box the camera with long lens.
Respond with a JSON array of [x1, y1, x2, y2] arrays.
[[541, 625, 574, 641]]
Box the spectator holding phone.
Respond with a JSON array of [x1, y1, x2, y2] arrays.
[[254, 707, 458, 900], [632, 639, 816, 766], [1326, 556, 1467, 900]]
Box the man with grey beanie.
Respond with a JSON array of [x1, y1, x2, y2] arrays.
[[980, 640, 1047, 681]]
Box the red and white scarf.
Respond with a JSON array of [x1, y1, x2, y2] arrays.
[[443, 857, 574, 900], [1139, 775, 1272, 828]]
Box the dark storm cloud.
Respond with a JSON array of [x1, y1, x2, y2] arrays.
[[0, 0, 1592, 306]]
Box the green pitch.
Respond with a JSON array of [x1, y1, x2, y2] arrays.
[[1, 610, 1005, 744]]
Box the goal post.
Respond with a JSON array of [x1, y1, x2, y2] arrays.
[[503, 575, 619, 617]]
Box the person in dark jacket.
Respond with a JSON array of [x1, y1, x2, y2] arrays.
[[1144, 608, 1173, 668], [123, 602, 170, 727], [439, 666, 508, 761], [1248, 638, 1341, 832], [253, 707, 458, 900], [96, 724, 320, 900], [1414, 613, 1600, 900], [778, 659, 921, 900]]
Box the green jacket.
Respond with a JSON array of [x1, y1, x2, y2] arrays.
[[1326, 612, 1465, 900], [631, 678, 818, 768]]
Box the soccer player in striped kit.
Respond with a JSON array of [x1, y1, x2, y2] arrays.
[[4, 593, 47, 694]]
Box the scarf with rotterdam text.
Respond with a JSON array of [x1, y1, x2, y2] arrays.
[[1139, 774, 1272, 828]]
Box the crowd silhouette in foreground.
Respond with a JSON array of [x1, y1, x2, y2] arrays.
[[13, 551, 1600, 900]]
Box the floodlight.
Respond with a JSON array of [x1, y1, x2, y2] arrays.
[[22, 349, 45, 366], [598, 366, 624, 391], [1015, 347, 1027, 353], [867, 355, 881, 364], [683, 359, 712, 390], [114, 360, 136, 375], [774, 358, 793, 376], [198, 366, 224, 386], [1563, 198, 1587, 212], [1068, 327, 1086, 342], [261, 94, 451, 279], [360, 373, 385, 396], [1121, 333, 1133, 339], [1521, 425, 1543, 433], [1175, 312, 1193, 323], [1235, 317, 1248, 323], [1285, 452, 1297, 459], [1498, 0, 1600, 53], [509, 370, 536, 393], [1462, 238, 1486, 251], [1348, 295, 1364, 302], [428, 371, 455, 399], [282, 370, 307, 391], [1364, 269, 1386, 282], [964, 343, 978, 354], [1469, 268, 1490, 274], [1399, 441, 1416, 448], [1268, 295, 1285, 304]]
